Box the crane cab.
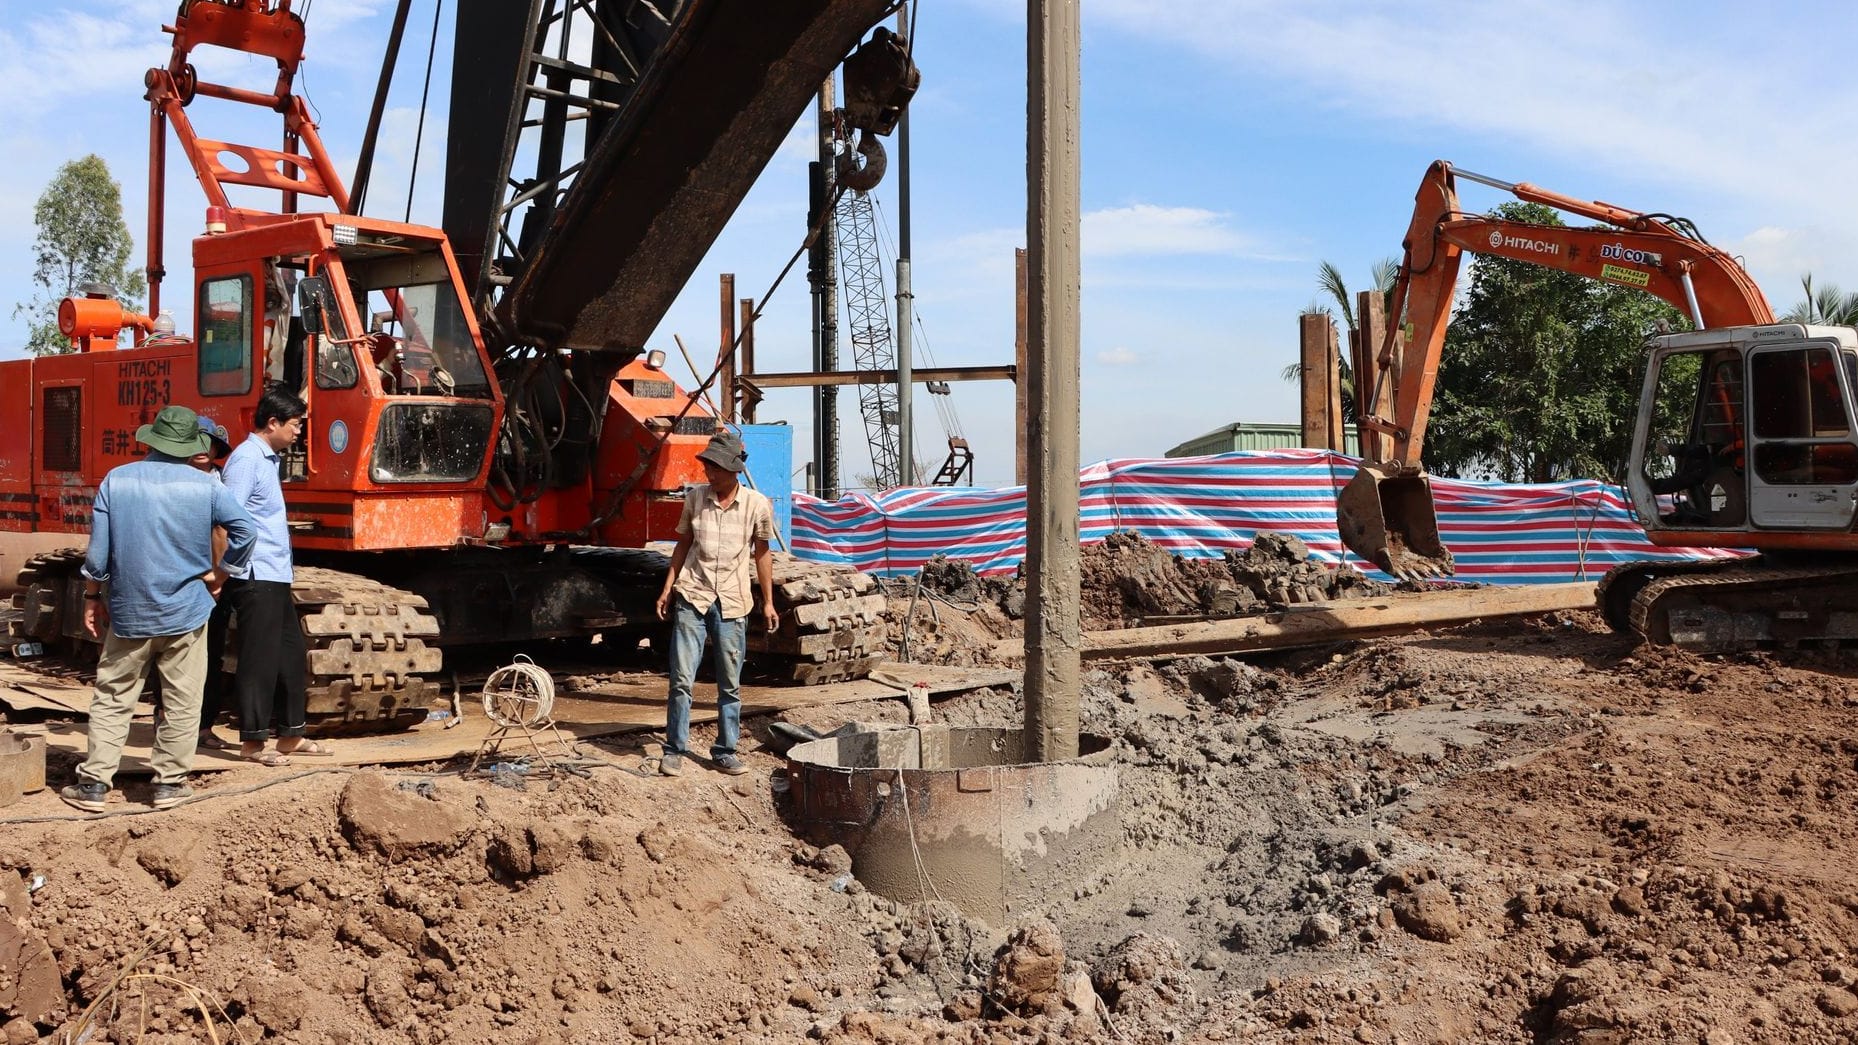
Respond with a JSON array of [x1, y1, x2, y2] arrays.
[[1630, 323, 1858, 543]]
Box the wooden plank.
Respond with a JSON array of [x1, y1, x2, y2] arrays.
[[1299, 313, 1332, 449], [990, 583, 1597, 661], [1357, 289, 1395, 461]]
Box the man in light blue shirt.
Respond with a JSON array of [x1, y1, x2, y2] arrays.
[[218, 385, 324, 765], [63, 405, 257, 812]]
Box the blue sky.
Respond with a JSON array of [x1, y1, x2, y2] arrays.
[[3, 1, 1853, 488]]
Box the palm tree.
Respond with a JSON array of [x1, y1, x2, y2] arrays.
[[1782, 274, 1858, 326], [1281, 258, 1399, 387]]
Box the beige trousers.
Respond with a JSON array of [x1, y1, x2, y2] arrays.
[[79, 624, 208, 788]]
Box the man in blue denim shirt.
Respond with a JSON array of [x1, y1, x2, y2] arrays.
[[62, 405, 257, 812]]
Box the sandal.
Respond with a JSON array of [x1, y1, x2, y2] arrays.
[[241, 749, 291, 767], [197, 732, 235, 751], [277, 740, 335, 758]]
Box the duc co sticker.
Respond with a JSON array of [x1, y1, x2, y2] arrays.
[[328, 419, 349, 454]]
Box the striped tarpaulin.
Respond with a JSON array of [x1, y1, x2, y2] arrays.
[[791, 449, 1745, 582]]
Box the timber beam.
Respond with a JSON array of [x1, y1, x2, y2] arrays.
[[988, 582, 1598, 662]]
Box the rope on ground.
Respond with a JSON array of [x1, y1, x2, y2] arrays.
[[896, 767, 943, 904]]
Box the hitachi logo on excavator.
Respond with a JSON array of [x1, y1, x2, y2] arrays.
[[1486, 230, 1560, 256]]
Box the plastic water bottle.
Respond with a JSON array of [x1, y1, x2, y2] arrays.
[[153, 309, 176, 336]]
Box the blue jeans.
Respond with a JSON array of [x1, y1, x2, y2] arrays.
[[665, 595, 746, 759]]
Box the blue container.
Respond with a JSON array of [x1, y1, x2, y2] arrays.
[[737, 424, 794, 550]]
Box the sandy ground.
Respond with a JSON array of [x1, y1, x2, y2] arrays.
[[2, 536, 1856, 1043]]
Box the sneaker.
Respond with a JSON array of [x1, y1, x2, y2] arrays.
[[59, 780, 109, 813], [151, 783, 194, 810], [713, 753, 748, 776], [659, 753, 684, 777]]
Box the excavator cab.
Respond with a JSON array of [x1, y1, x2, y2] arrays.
[[1630, 325, 1858, 535], [1637, 346, 1746, 528]]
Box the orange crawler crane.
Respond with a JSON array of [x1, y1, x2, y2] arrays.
[[1341, 160, 1858, 649], [4, 0, 911, 731]]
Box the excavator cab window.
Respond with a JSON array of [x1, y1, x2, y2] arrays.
[[1643, 349, 1745, 526], [1749, 346, 1858, 486]]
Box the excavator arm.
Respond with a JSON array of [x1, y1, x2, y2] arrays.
[[1337, 160, 1774, 578]]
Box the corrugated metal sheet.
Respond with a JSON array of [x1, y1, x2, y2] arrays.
[[1167, 423, 1359, 458], [738, 423, 794, 549]]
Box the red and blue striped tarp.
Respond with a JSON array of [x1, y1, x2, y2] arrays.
[[791, 448, 1744, 582]]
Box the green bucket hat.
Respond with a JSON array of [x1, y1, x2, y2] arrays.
[[136, 405, 212, 458]]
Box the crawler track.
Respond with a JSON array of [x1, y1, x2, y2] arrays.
[[573, 548, 890, 684], [10, 553, 439, 736], [1599, 556, 1858, 649], [752, 555, 889, 685], [11, 548, 890, 734]]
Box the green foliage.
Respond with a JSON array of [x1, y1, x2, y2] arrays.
[[1781, 274, 1858, 326], [1287, 258, 1399, 415], [12, 155, 145, 355], [1424, 203, 1685, 483]]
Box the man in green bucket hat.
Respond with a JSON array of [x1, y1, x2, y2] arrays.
[[61, 405, 259, 813]]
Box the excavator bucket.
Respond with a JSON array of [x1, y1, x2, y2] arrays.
[[1335, 464, 1455, 581]]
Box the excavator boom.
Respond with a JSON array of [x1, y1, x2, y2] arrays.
[[1337, 161, 1774, 578]]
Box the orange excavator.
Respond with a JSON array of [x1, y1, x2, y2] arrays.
[[1340, 160, 1858, 649]]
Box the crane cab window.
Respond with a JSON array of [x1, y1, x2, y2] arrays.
[[340, 248, 491, 399], [198, 275, 254, 396]]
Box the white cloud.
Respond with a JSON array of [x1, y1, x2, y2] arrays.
[[1084, 204, 1248, 258], [1094, 345, 1139, 366], [1086, 1, 1858, 242], [1726, 226, 1858, 308]]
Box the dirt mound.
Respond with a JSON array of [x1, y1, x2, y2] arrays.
[[1078, 530, 1238, 629], [1078, 531, 1392, 629], [886, 555, 1028, 668], [1227, 532, 1390, 606], [6, 765, 898, 1043], [12, 603, 1858, 1043], [917, 555, 986, 605]]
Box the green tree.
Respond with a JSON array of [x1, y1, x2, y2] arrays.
[[1781, 273, 1858, 325], [12, 155, 145, 355], [1423, 202, 1685, 483]]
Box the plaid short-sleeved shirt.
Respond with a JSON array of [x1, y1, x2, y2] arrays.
[[672, 484, 774, 618]]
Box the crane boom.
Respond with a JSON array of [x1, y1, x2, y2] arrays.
[[442, 0, 899, 355]]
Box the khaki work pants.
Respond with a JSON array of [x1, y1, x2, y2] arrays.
[[79, 624, 208, 788]]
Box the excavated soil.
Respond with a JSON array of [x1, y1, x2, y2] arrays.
[[5, 568, 1858, 1042]]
